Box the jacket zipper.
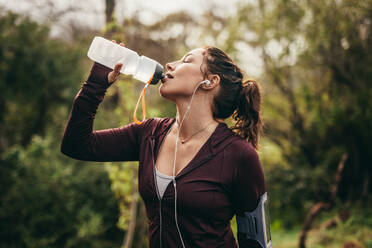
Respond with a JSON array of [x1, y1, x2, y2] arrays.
[[150, 132, 214, 248], [150, 138, 163, 248]]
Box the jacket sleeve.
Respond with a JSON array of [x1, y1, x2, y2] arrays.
[[60, 62, 151, 162], [231, 143, 266, 248]]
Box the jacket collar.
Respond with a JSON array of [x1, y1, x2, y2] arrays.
[[150, 117, 241, 179]]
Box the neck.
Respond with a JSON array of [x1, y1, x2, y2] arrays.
[[173, 94, 219, 139]]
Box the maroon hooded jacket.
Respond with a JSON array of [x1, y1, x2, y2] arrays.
[[61, 63, 266, 248]]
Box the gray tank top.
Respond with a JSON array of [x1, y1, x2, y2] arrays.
[[155, 166, 174, 198]]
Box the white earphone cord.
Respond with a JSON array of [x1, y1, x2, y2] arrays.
[[173, 80, 209, 248]]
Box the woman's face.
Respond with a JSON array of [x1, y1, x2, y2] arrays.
[[159, 48, 206, 101]]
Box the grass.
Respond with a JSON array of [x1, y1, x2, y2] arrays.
[[272, 227, 372, 248], [271, 206, 372, 248], [272, 228, 299, 248], [230, 204, 372, 247]]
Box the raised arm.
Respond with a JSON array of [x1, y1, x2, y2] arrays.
[[60, 61, 147, 162]]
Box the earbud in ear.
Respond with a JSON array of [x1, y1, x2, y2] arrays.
[[201, 80, 211, 86]]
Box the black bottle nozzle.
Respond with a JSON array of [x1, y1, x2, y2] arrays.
[[150, 63, 165, 85]]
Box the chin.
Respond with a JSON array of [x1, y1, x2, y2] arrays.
[[159, 84, 177, 102]]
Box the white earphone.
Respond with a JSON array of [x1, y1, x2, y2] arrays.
[[200, 79, 211, 86]]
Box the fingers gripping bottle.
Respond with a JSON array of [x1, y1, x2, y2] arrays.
[[87, 36, 164, 85]]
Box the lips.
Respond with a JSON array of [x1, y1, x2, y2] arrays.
[[166, 73, 174, 79], [161, 72, 174, 83]]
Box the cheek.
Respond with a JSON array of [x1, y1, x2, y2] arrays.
[[177, 64, 204, 83]]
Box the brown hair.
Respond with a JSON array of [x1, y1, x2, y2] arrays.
[[201, 46, 263, 149]]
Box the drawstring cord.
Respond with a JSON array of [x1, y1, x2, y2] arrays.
[[133, 75, 153, 125]]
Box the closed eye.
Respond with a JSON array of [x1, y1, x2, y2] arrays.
[[182, 54, 192, 63]]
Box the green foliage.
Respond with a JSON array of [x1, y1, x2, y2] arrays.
[[234, 0, 372, 227], [0, 11, 122, 248], [0, 11, 84, 149], [272, 203, 372, 248], [0, 135, 122, 248], [107, 163, 137, 230]]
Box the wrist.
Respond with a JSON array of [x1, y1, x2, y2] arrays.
[[86, 62, 112, 86]]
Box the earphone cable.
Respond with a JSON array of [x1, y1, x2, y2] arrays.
[[172, 80, 207, 248]]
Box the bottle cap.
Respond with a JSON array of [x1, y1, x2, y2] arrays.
[[150, 63, 165, 85]]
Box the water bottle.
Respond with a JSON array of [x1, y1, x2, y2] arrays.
[[87, 36, 164, 84]]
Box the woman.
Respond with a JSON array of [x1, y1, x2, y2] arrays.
[[61, 41, 266, 248]]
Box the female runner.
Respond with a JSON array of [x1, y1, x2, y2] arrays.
[[61, 41, 266, 248]]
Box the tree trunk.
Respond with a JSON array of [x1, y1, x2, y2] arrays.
[[298, 153, 347, 248], [105, 0, 115, 24], [122, 166, 138, 248]]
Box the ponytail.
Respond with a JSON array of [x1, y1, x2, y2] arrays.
[[232, 79, 263, 149], [202, 46, 263, 149]]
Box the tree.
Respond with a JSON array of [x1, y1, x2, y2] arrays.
[[0, 11, 83, 150], [0, 11, 123, 247], [231, 0, 372, 228]]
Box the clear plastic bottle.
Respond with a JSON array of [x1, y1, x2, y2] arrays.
[[87, 36, 164, 84]]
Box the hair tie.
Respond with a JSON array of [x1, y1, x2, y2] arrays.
[[242, 80, 254, 88]]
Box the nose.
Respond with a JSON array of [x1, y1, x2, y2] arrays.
[[166, 61, 175, 71]]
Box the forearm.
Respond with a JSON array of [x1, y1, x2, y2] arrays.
[[60, 62, 112, 160]]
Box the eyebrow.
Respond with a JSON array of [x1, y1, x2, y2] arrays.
[[181, 53, 194, 60]]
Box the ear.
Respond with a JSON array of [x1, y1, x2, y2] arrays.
[[202, 74, 220, 90]]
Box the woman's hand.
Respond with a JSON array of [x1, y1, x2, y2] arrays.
[[107, 40, 125, 84]]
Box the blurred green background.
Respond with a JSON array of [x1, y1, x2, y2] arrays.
[[0, 0, 371, 247]]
